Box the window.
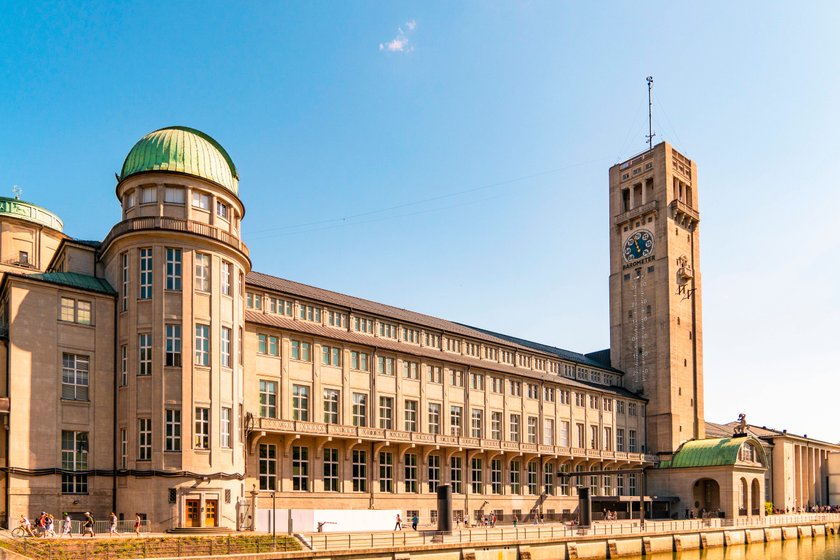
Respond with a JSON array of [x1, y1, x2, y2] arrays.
[[327, 310, 346, 327], [428, 403, 441, 435], [139, 248, 152, 299], [628, 403, 638, 416], [471, 409, 483, 438], [379, 452, 393, 492], [165, 409, 181, 452], [120, 429, 127, 469], [404, 453, 418, 493], [510, 414, 520, 442], [352, 450, 367, 492], [543, 386, 555, 402], [617, 400, 626, 414], [560, 420, 570, 447], [376, 356, 395, 376], [352, 393, 367, 427], [378, 322, 397, 338], [424, 332, 440, 347], [576, 423, 585, 448], [289, 339, 311, 361], [559, 389, 570, 405], [471, 458, 483, 494], [428, 455, 440, 492], [544, 463, 555, 495], [527, 384, 538, 399], [192, 192, 210, 210], [125, 191, 136, 208], [138, 418, 152, 460], [260, 380, 277, 418], [427, 365, 441, 383], [449, 369, 463, 387], [194, 325, 210, 366], [465, 342, 480, 357], [379, 396, 393, 429], [445, 337, 461, 353], [350, 350, 369, 371], [323, 389, 340, 424], [258, 334, 280, 356], [292, 446, 309, 491], [589, 395, 599, 409], [402, 360, 419, 379], [61, 353, 89, 401], [510, 381, 521, 397], [560, 464, 570, 495], [259, 444, 277, 490], [324, 448, 339, 491], [194, 253, 210, 292], [61, 431, 88, 494], [527, 461, 538, 494], [321, 345, 341, 366], [510, 460, 521, 494], [60, 297, 91, 325], [194, 408, 209, 449], [629, 430, 637, 452], [164, 186, 184, 204], [120, 252, 128, 311], [491, 459, 502, 494], [590, 425, 599, 449], [292, 385, 310, 421], [629, 474, 637, 496], [450, 456, 462, 493], [221, 261, 231, 295], [141, 186, 157, 204], [120, 345, 127, 386], [543, 419, 555, 446], [575, 392, 585, 407], [165, 248, 182, 291], [216, 200, 228, 220], [527, 416, 538, 444], [491, 377, 503, 393], [603, 398, 613, 412], [137, 333, 152, 375], [353, 316, 373, 333], [402, 327, 419, 343], [604, 427, 612, 451], [590, 466, 599, 496], [221, 407, 231, 448], [404, 400, 418, 432], [221, 327, 231, 367], [450, 405, 463, 436], [470, 372, 484, 390], [491, 411, 502, 440], [165, 324, 181, 366], [617, 428, 625, 451]]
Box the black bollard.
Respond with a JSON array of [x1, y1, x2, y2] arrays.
[[437, 485, 453, 534]]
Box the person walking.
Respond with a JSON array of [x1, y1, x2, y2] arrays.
[[134, 514, 142, 536], [62, 513, 73, 538], [513, 514, 518, 528], [45, 513, 56, 538], [82, 512, 95, 537], [411, 514, 419, 531], [394, 513, 402, 531], [108, 512, 119, 536]]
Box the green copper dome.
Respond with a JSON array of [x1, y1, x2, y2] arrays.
[[120, 126, 239, 194]]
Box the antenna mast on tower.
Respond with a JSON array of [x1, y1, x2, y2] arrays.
[[646, 76, 655, 150]]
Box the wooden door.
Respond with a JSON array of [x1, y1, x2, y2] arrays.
[[205, 499, 217, 527], [185, 499, 201, 527]]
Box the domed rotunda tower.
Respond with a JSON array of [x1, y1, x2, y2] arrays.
[[100, 126, 250, 529]]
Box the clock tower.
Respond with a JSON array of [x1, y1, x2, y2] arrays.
[[608, 142, 704, 456]]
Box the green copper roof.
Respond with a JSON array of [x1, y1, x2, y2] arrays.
[[660, 437, 765, 469], [120, 127, 239, 194], [29, 272, 116, 295], [0, 196, 63, 232]]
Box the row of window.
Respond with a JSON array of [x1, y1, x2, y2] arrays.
[[260, 385, 640, 451], [125, 186, 236, 224], [258, 443, 641, 496]]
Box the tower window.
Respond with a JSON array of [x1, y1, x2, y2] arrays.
[[622, 189, 630, 212], [628, 310, 633, 319], [684, 359, 687, 367], [677, 317, 681, 325], [623, 274, 630, 281], [647, 266, 654, 273], [646, 305, 651, 316]]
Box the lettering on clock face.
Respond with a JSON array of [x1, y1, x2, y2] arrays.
[[623, 229, 654, 262]]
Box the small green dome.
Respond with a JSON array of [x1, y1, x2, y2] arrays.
[[120, 126, 239, 194]]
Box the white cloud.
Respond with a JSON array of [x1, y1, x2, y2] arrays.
[[379, 20, 416, 53]]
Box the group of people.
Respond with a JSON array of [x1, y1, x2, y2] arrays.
[[393, 513, 421, 531], [17, 512, 145, 538], [602, 509, 619, 521]]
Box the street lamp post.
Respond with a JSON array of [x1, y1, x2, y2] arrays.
[[271, 491, 276, 551]]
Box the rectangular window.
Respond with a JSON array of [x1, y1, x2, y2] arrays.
[[194, 253, 210, 292], [259, 443, 277, 491], [194, 408, 209, 449], [299, 304, 321, 322], [510, 460, 520, 494], [351, 393, 368, 427], [617, 474, 625, 496], [138, 333, 152, 375], [428, 403, 441, 434], [324, 448, 339, 492], [491, 377, 503, 394], [427, 365, 441, 383], [379, 396, 393, 429], [352, 450, 367, 492], [629, 430, 637, 452], [376, 356, 395, 376], [560, 421, 570, 447], [120, 428, 127, 469], [450, 456, 462, 494], [221, 327, 231, 367], [471, 458, 483, 494], [221, 261, 232, 295], [491, 459, 502, 494], [221, 407, 231, 448], [527, 384, 538, 399], [527, 461, 538, 495], [543, 419, 555, 446], [165, 248, 182, 291], [195, 324, 210, 366], [164, 186, 184, 204], [510, 414, 520, 442], [560, 465, 570, 495], [139, 248, 152, 299], [165, 409, 181, 452], [470, 372, 485, 391], [450, 405, 463, 436], [323, 389, 340, 424], [138, 418, 152, 460], [629, 474, 637, 496], [402, 361, 419, 379], [603, 398, 613, 412], [120, 345, 127, 386], [141, 186, 157, 204], [576, 423, 585, 448], [617, 428, 625, 451], [628, 402, 637, 416], [293, 446, 309, 491], [379, 451, 393, 492], [290, 340, 312, 361], [350, 350, 369, 371], [428, 455, 440, 492], [121, 252, 128, 311], [321, 345, 341, 366], [61, 353, 89, 401], [216, 200, 228, 220], [544, 463, 555, 495], [449, 369, 463, 387], [260, 379, 277, 418], [527, 416, 538, 444], [165, 324, 181, 367], [404, 453, 418, 493], [404, 400, 418, 432], [192, 192, 210, 210], [491, 411, 502, 440], [604, 427, 612, 451], [590, 426, 599, 449], [559, 389, 570, 404], [471, 409, 483, 439], [61, 431, 88, 494], [292, 385, 310, 421], [510, 381, 521, 397]]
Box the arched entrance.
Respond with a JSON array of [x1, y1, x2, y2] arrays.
[[751, 479, 762, 516], [693, 478, 720, 516], [739, 478, 749, 516]]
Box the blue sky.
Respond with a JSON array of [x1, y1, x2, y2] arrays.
[[1, 2, 838, 442]]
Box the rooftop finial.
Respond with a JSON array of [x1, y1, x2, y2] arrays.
[[646, 76, 655, 151], [12, 185, 22, 200]]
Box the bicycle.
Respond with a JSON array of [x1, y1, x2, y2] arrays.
[[11, 525, 35, 538]]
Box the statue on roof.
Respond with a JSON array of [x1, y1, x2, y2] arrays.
[[734, 413, 747, 435]]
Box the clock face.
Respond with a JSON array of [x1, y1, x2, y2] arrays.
[[623, 230, 654, 262]]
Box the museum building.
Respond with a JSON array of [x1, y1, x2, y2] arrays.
[[0, 127, 832, 531]]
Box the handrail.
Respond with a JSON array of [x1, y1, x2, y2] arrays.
[[101, 217, 249, 257]]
